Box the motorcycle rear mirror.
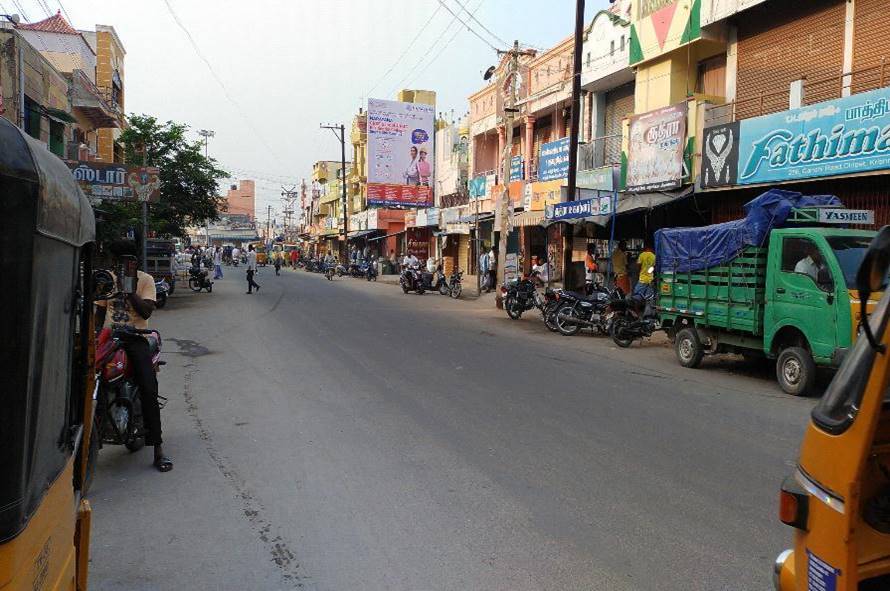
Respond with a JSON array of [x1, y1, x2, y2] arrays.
[[92, 269, 115, 300]]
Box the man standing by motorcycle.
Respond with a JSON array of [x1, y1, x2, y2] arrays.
[[95, 240, 172, 473], [634, 242, 656, 300]]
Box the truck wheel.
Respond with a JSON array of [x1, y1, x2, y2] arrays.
[[776, 347, 816, 396], [675, 328, 704, 368]]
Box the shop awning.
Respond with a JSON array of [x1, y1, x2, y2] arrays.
[[544, 186, 694, 227], [513, 210, 545, 227], [368, 230, 406, 242], [45, 107, 77, 123], [458, 212, 494, 224], [348, 229, 379, 239]]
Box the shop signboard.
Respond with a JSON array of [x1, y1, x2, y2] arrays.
[[510, 155, 524, 181], [736, 85, 890, 185], [415, 207, 439, 227], [367, 97, 435, 207], [545, 195, 613, 221], [67, 162, 161, 202], [700, 121, 740, 188], [626, 103, 686, 192], [576, 165, 615, 191], [504, 252, 519, 283], [538, 137, 570, 181], [468, 175, 487, 198], [406, 227, 430, 260], [367, 208, 379, 229]]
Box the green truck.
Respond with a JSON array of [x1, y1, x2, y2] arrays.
[[658, 215, 877, 396]]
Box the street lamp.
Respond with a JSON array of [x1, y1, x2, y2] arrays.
[[197, 129, 215, 159]]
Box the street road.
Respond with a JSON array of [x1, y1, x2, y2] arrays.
[[90, 267, 815, 591]]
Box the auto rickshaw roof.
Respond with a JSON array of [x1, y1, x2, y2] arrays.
[[0, 116, 95, 246]]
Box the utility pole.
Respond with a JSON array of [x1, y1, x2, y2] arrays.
[[266, 204, 272, 242], [142, 144, 149, 270], [198, 129, 215, 159], [563, 0, 586, 291], [320, 124, 349, 261], [281, 185, 298, 241], [495, 41, 535, 307]]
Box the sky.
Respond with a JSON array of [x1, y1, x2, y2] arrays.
[[9, 0, 608, 217]]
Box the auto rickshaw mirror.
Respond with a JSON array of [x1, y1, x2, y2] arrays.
[[93, 269, 115, 300]]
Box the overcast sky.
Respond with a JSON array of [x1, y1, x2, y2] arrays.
[[12, 0, 607, 216]]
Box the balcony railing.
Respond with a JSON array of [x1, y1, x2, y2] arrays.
[[704, 62, 889, 126]]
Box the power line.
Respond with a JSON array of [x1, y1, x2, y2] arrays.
[[446, 0, 507, 47], [435, 0, 498, 52], [407, 0, 487, 89], [160, 0, 283, 166], [364, 2, 443, 99]]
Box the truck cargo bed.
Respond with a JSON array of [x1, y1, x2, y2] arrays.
[[658, 247, 767, 335]]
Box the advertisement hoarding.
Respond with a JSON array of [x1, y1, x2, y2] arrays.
[[626, 103, 686, 192], [367, 97, 435, 207], [538, 137, 570, 181], [67, 162, 161, 202]]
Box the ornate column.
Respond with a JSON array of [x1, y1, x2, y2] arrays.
[[523, 116, 536, 179]]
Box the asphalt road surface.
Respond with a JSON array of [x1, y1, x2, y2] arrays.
[[90, 266, 816, 591]]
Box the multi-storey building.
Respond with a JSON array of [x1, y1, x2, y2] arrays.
[[223, 180, 256, 220]]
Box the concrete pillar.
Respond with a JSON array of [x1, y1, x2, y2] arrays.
[[590, 91, 606, 167], [523, 116, 536, 179], [725, 25, 738, 103], [497, 126, 506, 179], [842, 0, 855, 97]]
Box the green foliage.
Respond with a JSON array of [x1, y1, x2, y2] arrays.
[[96, 114, 228, 246]]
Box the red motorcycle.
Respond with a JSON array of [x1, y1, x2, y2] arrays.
[[94, 325, 164, 452]]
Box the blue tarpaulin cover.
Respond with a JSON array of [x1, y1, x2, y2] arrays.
[[655, 189, 842, 273]]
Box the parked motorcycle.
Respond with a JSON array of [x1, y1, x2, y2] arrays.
[[363, 259, 378, 281], [94, 325, 164, 454], [446, 269, 462, 299], [324, 262, 336, 280], [502, 272, 543, 319], [188, 266, 213, 292], [541, 288, 564, 332], [400, 266, 425, 294], [554, 284, 617, 336], [609, 283, 659, 347], [154, 279, 170, 309]]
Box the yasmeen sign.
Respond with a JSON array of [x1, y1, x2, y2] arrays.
[[367, 97, 435, 208], [67, 162, 161, 203]]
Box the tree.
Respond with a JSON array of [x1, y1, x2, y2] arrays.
[[97, 114, 228, 245]]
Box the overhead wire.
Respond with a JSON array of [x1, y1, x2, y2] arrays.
[[445, 0, 507, 47], [434, 0, 499, 52], [407, 0, 487, 90], [54, 0, 71, 23], [161, 0, 284, 166]]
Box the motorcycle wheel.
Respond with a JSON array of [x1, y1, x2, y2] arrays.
[[556, 307, 582, 336], [401, 282, 410, 293], [188, 277, 201, 292], [326, 271, 333, 281], [505, 297, 522, 320], [155, 293, 167, 308], [438, 282, 450, 296], [416, 286, 425, 295], [610, 318, 635, 348], [544, 304, 563, 332], [206, 283, 213, 293], [450, 284, 462, 299]]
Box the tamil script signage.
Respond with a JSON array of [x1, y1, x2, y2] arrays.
[[577, 166, 615, 191], [736, 85, 890, 185], [545, 195, 613, 221], [626, 103, 686, 192], [510, 155, 524, 181], [367, 97, 435, 207], [538, 137, 570, 181], [700, 121, 740, 188], [818, 208, 874, 225], [67, 162, 161, 203]]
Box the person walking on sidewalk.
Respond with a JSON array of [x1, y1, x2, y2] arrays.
[[246, 244, 261, 294], [273, 249, 282, 276], [213, 246, 224, 280], [487, 245, 497, 292]]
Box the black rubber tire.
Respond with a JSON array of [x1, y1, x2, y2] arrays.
[[776, 346, 816, 396], [416, 286, 425, 295], [556, 307, 582, 336], [155, 294, 167, 309], [505, 297, 522, 320], [206, 283, 213, 293], [610, 318, 635, 348], [450, 284, 461, 299], [401, 282, 409, 293], [188, 277, 201, 292], [544, 304, 562, 332], [439, 283, 450, 296], [675, 327, 705, 368]]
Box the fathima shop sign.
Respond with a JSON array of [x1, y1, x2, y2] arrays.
[[735, 85, 890, 185], [67, 161, 161, 203]]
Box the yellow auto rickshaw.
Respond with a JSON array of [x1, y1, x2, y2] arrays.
[[250, 241, 268, 266], [0, 117, 95, 589], [774, 226, 890, 590]]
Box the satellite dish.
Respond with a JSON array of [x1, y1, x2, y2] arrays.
[[483, 66, 496, 81]]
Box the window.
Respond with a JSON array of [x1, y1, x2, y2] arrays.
[[610, 41, 615, 56], [49, 120, 64, 157], [781, 236, 832, 288], [620, 36, 625, 52], [827, 235, 879, 290], [695, 54, 727, 97], [586, 52, 591, 67], [23, 96, 41, 140]]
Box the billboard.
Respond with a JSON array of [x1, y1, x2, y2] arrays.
[[700, 121, 740, 188], [626, 103, 686, 192], [67, 162, 161, 202], [737, 85, 890, 185], [538, 137, 570, 181], [367, 97, 435, 208]]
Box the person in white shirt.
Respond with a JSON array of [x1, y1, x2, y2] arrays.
[[246, 244, 260, 294], [212, 246, 223, 279], [403, 253, 419, 268], [426, 256, 437, 274], [232, 246, 241, 267], [794, 250, 826, 283], [531, 256, 550, 285]]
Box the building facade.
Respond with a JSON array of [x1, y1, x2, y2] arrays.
[[223, 180, 257, 220]]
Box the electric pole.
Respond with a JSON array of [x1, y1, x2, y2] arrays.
[[495, 41, 535, 307], [320, 123, 349, 261], [198, 129, 215, 159], [563, 0, 586, 290], [281, 185, 298, 241], [266, 204, 272, 242]]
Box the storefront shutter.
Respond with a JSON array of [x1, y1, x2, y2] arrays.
[[736, 0, 845, 120], [852, 0, 890, 94], [603, 83, 634, 165]]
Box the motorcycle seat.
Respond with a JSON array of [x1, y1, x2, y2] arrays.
[[565, 290, 605, 302]]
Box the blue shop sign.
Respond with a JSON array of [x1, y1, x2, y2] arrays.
[[468, 175, 487, 198], [510, 155, 524, 181], [738, 85, 890, 185], [546, 196, 613, 221], [539, 137, 570, 181]]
